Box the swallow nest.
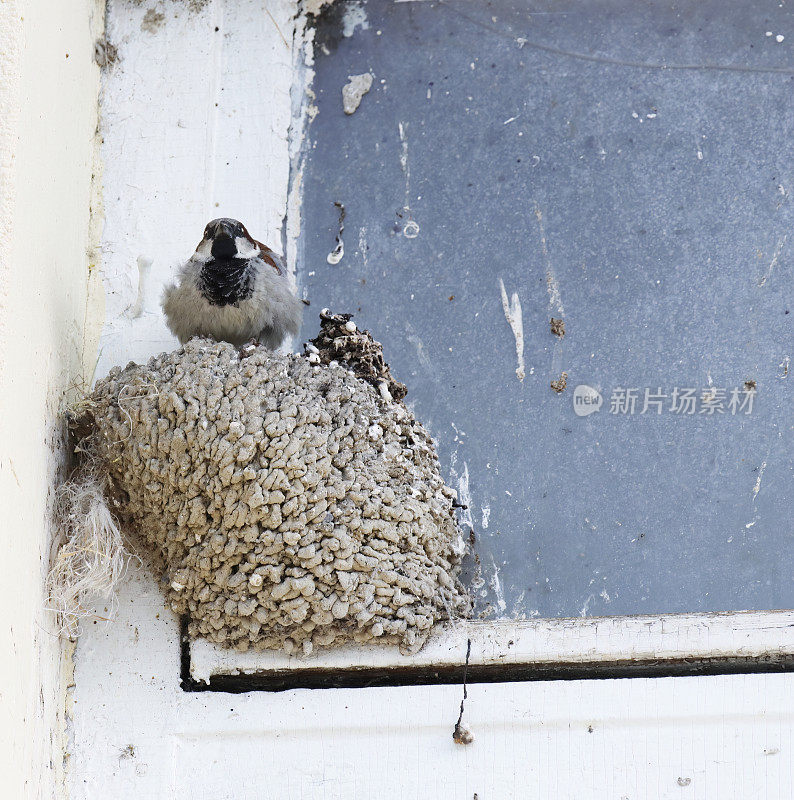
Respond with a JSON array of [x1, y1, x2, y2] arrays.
[[70, 317, 469, 655]]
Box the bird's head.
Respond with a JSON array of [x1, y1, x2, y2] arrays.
[[194, 218, 260, 263]]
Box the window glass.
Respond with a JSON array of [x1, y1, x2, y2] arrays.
[[300, 0, 793, 620]]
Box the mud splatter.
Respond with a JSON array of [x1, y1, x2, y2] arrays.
[[551, 372, 568, 393], [141, 8, 165, 33]]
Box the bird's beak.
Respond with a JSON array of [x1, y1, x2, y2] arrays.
[[215, 220, 236, 238], [211, 222, 238, 259]]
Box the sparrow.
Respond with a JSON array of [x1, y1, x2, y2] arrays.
[[162, 218, 305, 350]]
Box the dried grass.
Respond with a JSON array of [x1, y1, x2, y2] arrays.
[[45, 463, 130, 638]]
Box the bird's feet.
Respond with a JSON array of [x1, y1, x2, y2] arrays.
[[238, 338, 259, 358]]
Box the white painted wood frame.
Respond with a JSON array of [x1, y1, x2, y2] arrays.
[[70, 2, 794, 798]]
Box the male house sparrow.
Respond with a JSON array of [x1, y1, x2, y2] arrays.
[[162, 218, 304, 349]]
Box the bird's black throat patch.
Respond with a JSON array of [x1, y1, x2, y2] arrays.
[[198, 258, 254, 306]]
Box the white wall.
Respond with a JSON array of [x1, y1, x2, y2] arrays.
[[96, 0, 302, 378], [64, 3, 794, 799], [71, 568, 794, 800], [0, 1, 104, 798]]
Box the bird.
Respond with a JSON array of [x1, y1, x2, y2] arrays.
[[162, 218, 305, 350]]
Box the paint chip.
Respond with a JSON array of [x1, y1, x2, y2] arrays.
[[499, 279, 525, 381], [342, 73, 374, 115], [341, 1, 369, 37]]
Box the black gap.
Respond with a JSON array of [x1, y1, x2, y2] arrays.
[[178, 615, 193, 692], [179, 620, 794, 693]]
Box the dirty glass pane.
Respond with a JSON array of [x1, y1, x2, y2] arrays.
[[298, 0, 793, 619]]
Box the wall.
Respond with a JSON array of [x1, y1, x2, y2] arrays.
[[0, 1, 104, 798], [66, 2, 794, 799], [95, 0, 304, 378], [72, 564, 794, 800]]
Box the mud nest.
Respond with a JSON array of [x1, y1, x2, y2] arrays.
[[305, 309, 407, 401], [74, 316, 469, 654]]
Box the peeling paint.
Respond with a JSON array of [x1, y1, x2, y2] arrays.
[[398, 121, 420, 238], [499, 278, 525, 381], [545, 268, 564, 317], [326, 201, 345, 264], [534, 204, 565, 316], [758, 235, 787, 287], [358, 225, 369, 266], [303, 0, 337, 15], [456, 461, 474, 532], [752, 460, 767, 503], [489, 556, 507, 613], [581, 593, 595, 617], [341, 0, 369, 37], [405, 321, 434, 373], [124, 255, 152, 319], [342, 72, 373, 114]]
